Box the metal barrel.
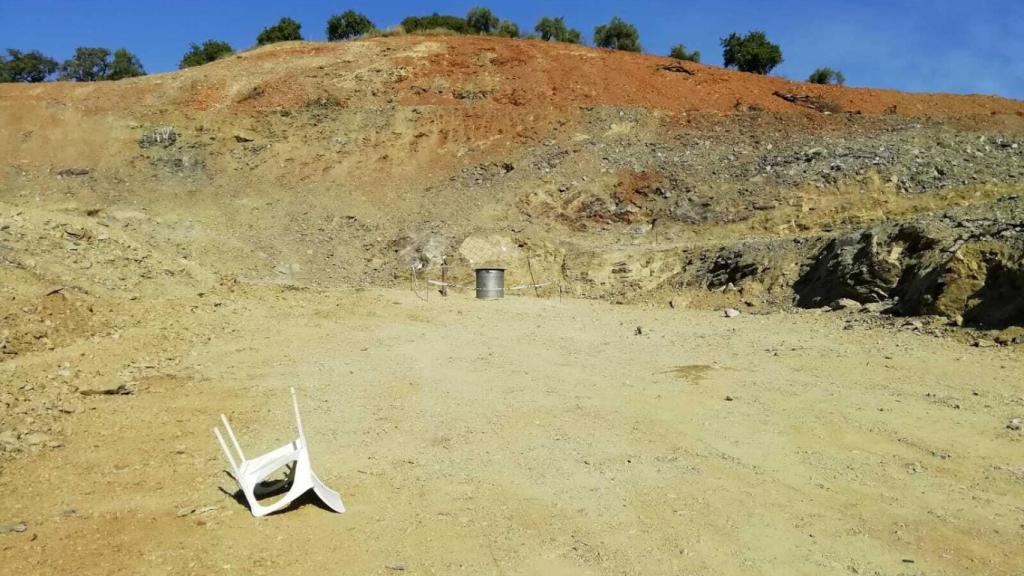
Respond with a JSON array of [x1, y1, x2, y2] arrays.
[[475, 268, 505, 300]]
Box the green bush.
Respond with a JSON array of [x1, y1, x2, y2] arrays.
[[2, 49, 59, 82], [466, 7, 498, 34], [593, 17, 640, 52], [808, 67, 845, 85], [495, 20, 519, 38], [257, 17, 303, 46], [721, 31, 783, 74], [107, 48, 145, 80], [534, 16, 580, 43], [180, 40, 234, 69], [327, 10, 374, 41], [401, 14, 470, 34], [669, 44, 700, 63], [58, 47, 145, 81], [60, 47, 112, 81]]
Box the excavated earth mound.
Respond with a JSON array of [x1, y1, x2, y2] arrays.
[[2, 34, 1024, 345]]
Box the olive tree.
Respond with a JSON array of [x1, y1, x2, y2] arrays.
[[466, 7, 498, 34], [721, 31, 783, 74], [808, 67, 846, 85], [180, 40, 234, 69], [3, 49, 58, 82], [257, 17, 303, 46], [593, 17, 640, 52], [327, 10, 374, 41]]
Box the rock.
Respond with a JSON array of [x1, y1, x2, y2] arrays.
[[0, 522, 27, 534], [0, 430, 21, 452], [234, 132, 256, 143], [22, 432, 50, 447], [994, 327, 1024, 346], [79, 382, 136, 396], [861, 301, 890, 314], [724, 395, 735, 401], [831, 298, 863, 312], [971, 339, 998, 348], [385, 563, 407, 571], [57, 167, 90, 177], [723, 308, 740, 318], [1008, 418, 1022, 431]]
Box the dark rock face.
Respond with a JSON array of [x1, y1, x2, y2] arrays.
[[794, 229, 904, 306], [794, 197, 1024, 328]]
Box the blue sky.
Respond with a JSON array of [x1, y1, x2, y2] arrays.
[[2, 0, 1022, 99]]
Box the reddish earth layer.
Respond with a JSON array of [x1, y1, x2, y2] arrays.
[[2, 34, 1022, 123]]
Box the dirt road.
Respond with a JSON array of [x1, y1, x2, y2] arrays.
[[1, 287, 1022, 575]]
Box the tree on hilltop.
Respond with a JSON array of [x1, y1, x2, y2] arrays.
[[535, 16, 581, 43], [2, 49, 59, 82], [180, 40, 234, 69], [327, 10, 374, 41], [401, 13, 471, 34], [594, 17, 640, 52], [257, 17, 303, 46], [466, 7, 499, 34], [107, 48, 146, 80], [721, 31, 783, 74], [808, 67, 845, 85], [59, 47, 145, 81], [669, 44, 700, 63], [60, 47, 111, 81], [495, 20, 519, 38]]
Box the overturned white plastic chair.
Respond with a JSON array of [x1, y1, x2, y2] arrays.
[[213, 387, 345, 517]]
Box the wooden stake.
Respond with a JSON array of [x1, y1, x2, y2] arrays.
[[526, 256, 540, 297], [440, 257, 448, 297]]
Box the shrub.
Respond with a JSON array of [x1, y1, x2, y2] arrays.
[[327, 10, 374, 41], [401, 14, 470, 34], [534, 16, 581, 43], [593, 17, 641, 52], [495, 20, 519, 38], [257, 17, 303, 46], [107, 48, 145, 80], [362, 26, 405, 39], [60, 47, 112, 81], [3, 49, 59, 82], [669, 44, 700, 63], [808, 67, 845, 85], [721, 31, 783, 75], [179, 40, 234, 69], [466, 7, 498, 34]]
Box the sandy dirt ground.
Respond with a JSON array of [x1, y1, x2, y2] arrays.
[[1, 287, 1022, 575]]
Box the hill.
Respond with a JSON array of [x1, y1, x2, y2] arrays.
[[2, 34, 1024, 347]]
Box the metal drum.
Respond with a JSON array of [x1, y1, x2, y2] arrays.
[[475, 268, 505, 300]]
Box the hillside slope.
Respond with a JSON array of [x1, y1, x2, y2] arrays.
[[2, 35, 1024, 345]]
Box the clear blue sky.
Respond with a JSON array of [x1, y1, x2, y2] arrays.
[[2, 0, 1022, 99]]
